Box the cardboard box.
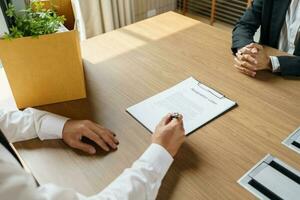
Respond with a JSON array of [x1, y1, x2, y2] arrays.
[[0, 30, 86, 108]]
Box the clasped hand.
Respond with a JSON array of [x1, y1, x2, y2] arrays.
[[234, 43, 272, 77]]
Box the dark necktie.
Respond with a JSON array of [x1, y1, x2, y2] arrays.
[[0, 129, 39, 186], [0, 129, 23, 166]]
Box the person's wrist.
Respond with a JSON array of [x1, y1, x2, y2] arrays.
[[266, 56, 272, 71], [61, 119, 71, 138], [152, 141, 174, 157]]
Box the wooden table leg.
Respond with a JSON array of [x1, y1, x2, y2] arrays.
[[183, 0, 189, 15], [247, 0, 252, 8], [210, 0, 216, 25]]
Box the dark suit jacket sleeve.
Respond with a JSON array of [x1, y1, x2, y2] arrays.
[[231, 0, 263, 54], [277, 56, 300, 76]]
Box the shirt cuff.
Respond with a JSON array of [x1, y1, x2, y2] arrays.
[[138, 143, 174, 177], [37, 112, 69, 140], [270, 56, 281, 72]]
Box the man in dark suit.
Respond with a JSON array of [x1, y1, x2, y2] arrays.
[[232, 0, 300, 77]]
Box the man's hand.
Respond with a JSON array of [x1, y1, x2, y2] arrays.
[[152, 114, 185, 157], [234, 43, 272, 77], [62, 120, 119, 154]]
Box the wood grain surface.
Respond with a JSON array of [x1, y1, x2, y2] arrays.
[[14, 12, 300, 199]]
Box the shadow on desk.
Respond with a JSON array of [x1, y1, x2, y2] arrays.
[[35, 98, 93, 120], [157, 142, 201, 200], [254, 71, 300, 82], [14, 137, 113, 159]]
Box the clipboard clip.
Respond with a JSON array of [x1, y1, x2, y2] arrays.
[[196, 82, 225, 99]]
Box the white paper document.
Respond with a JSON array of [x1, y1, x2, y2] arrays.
[[127, 77, 236, 135]]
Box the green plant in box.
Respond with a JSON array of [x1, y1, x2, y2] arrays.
[[4, 1, 66, 39]]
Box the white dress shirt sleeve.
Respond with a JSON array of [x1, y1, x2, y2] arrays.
[[93, 143, 173, 200], [0, 143, 173, 200], [0, 108, 69, 143], [269, 56, 281, 72]]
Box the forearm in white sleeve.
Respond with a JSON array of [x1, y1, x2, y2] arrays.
[[92, 143, 173, 200], [0, 108, 68, 143], [39, 144, 172, 200]]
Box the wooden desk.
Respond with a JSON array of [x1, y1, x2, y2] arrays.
[[14, 12, 300, 199]]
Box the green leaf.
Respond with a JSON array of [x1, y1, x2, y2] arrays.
[[3, 2, 66, 39]]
